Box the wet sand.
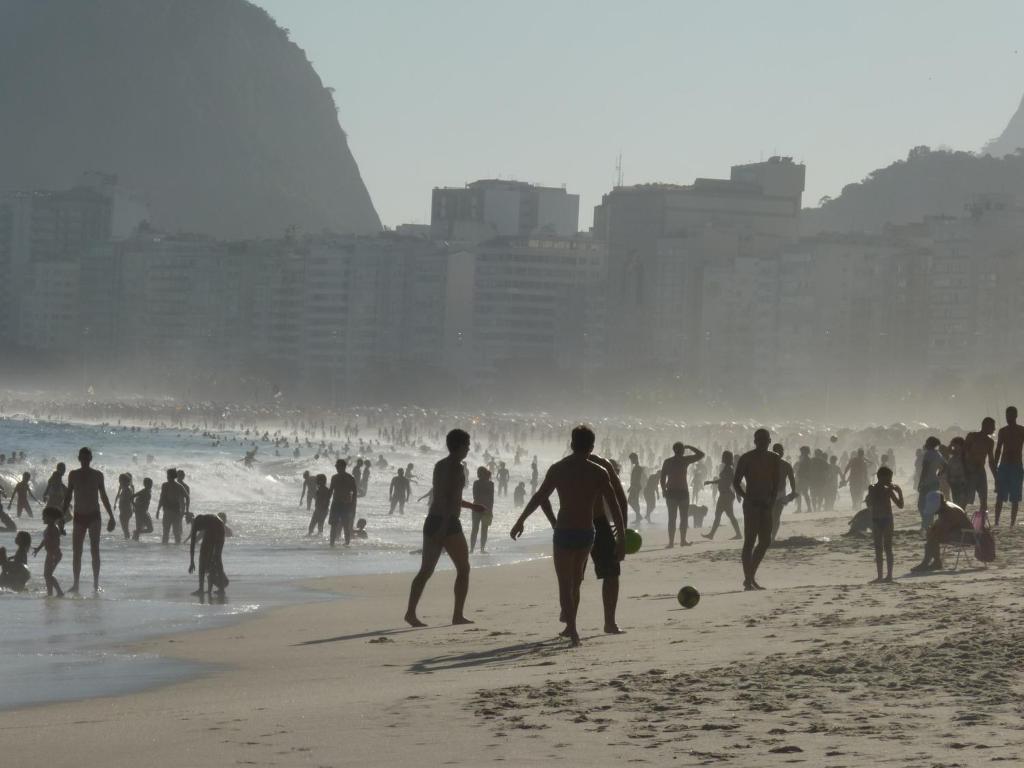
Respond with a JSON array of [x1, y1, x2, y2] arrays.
[[5, 505, 1024, 767]]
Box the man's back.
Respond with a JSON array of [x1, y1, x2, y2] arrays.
[[999, 424, 1024, 465], [548, 454, 609, 529], [965, 432, 992, 467], [736, 450, 781, 504], [661, 456, 689, 492], [70, 467, 103, 512]]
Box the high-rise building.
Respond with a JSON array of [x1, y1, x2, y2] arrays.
[[430, 180, 580, 243]]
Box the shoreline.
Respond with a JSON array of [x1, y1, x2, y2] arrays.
[[7, 507, 1024, 766]]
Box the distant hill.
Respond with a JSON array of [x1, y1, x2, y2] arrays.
[[802, 147, 1024, 235], [983, 93, 1024, 158], [0, 0, 381, 238]]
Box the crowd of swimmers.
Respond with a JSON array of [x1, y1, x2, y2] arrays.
[[0, 447, 231, 598]]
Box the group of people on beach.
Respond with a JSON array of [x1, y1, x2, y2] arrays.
[[1, 447, 229, 598]]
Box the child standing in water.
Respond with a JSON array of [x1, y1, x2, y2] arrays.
[[866, 466, 903, 584], [9, 472, 38, 518], [470, 466, 494, 553], [114, 473, 135, 539], [132, 478, 154, 540], [33, 507, 65, 597]]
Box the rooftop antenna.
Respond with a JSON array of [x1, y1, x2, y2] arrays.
[[615, 153, 624, 188]]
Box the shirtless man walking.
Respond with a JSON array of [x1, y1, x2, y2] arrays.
[[994, 406, 1024, 526], [770, 443, 798, 541], [511, 425, 622, 646], [405, 429, 486, 628], [733, 429, 781, 591], [62, 447, 116, 593], [964, 417, 997, 515], [660, 442, 706, 548]]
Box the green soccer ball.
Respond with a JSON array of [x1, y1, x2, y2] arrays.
[[677, 586, 700, 609], [624, 528, 642, 555]]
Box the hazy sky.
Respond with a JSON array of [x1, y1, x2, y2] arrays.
[[258, 0, 1024, 228]]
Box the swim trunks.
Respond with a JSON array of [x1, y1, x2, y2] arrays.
[[553, 528, 595, 551], [423, 515, 462, 538], [964, 465, 987, 505], [996, 463, 1023, 503], [742, 500, 773, 543], [330, 503, 355, 526]]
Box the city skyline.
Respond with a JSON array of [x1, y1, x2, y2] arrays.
[[258, 0, 1024, 228]]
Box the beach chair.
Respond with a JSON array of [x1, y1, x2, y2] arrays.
[[942, 510, 989, 570]]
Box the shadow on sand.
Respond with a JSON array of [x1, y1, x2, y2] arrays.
[[408, 637, 567, 674]]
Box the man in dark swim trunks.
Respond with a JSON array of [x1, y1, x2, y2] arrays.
[[733, 429, 782, 591], [511, 425, 622, 646], [62, 447, 116, 593], [660, 441, 706, 548], [587, 453, 628, 634], [994, 406, 1024, 526], [328, 459, 358, 546], [405, 429, 486, 628]]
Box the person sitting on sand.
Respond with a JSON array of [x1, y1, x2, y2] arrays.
[[33, 507, 65, 597], [188, 513, 228, 596], [865, 467, 903, 583], [911, 492, 972, 572], [404, 429, 486, 628], [511, 425, 622, 646]]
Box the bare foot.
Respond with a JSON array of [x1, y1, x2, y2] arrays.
[[869, 577, 883, 584], [191, 589, 205, 596], [743, 581, 754, 591], [665, 542, 674, 549], [730, 534, 742, 540], [751, 581, 765, 590], [680, 540, 692, 547], [67, 585, 80, 595], [702, 533, 714, 540], [559, 627, 571, 638], [883, 576, 894, 583], [604, 624, 625, 634], [567, 630, 581, 647], [404, 612, 427, 627], [452, 616, 474, 625]]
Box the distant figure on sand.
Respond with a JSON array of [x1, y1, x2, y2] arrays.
[[703, 451, 740, 540], [964, 417, 997, 514], [511, 425, 623, 646], [405, 429, 486, 628], [994, 406, 1024, 526], [63, 447, 116, 593], [660, 442, 706, 548], [770, 443, 798, 541], [733, 429, 781, 591], [865, 467, 903, 583]]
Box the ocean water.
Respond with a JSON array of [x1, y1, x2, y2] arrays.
[[0, 417, 552, 710]]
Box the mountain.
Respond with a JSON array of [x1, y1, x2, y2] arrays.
[[983, 93, 1024, 159], [802, 147, 1024, 235], [0, 0, 381, 238]]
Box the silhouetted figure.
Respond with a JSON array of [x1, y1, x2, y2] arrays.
[[794, 447, 814, 514], [945, 436, 969, 508], [703, 451, 740, 540], [43, 462, 68, 521], [497, 462, 510, 496], [511, 425, 622, 646], [360, 462, 371, 497], [964, 417, 997, 513], [9, 471, 38, 518], [917, 436, 946, 529], [389, 468, 410, 515], [63, 447, 115, 593], [627, 452, 644, 525], [659, 442, 705, 548], [843, 449, 869, 511], [643, 471, 660, 522], [114, 473, 135, 539], [733, 429, 781, 591], [994, 406, 1024, 526], [176, 470, 191, 519], [329, 460, 358, 546], [866, 467, 903, 583], [132, 478, 154, 540], [911, 493, 970, 572], [156, 468, 186, 544], [299, 470, 316, 510], [513, 481, 526, 507], [33, 507, 65, 597], [188, 514, 228, 596], [405, 429, 485, 628], [307, 474, 329, 536], [470, 466, 494, 553], [770, 443, 798, 540]]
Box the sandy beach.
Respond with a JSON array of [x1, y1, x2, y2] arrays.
[[5, 503, 1023, 767]]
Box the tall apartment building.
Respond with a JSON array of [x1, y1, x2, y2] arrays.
[[431, 179, 580, 243], [449, 235, 607, 400], [592, 157, 805, 382]]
